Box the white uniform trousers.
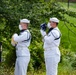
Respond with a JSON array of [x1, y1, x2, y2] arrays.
[[44, 49, 60, 75], [15, 56, 30, 75]]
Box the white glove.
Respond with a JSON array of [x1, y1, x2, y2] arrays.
[[40, 29, 46, 37], [11, 42, 15, 46], [11, 33, 18, 46], [12, 33, 18, 38]]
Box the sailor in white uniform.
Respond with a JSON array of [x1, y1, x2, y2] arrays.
[[40, 17, 61, 75], [11, 19, 31, 75]]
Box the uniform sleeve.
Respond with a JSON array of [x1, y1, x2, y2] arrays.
[[44, 30, 60, 44], [13, 32, 29, 42], [40, 29, 46, 37]]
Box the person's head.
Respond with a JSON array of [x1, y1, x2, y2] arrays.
[[47, 17, 59, 28], [19, 19, 30, 30]]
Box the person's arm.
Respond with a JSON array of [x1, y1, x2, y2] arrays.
[[11, 37, 17, 46], [13, 32, 29, 42], [40, 29, 47, 37]]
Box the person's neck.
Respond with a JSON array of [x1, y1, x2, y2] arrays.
[[47, 26, 57, 34], [20, 29, 27, 32], [23, 28, 27, 30], [52, 26, 57, 28]]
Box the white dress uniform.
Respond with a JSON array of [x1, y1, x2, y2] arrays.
[[12, 29, 31, 75], [11, 19, 31, 75], [40, 18, 61, 75]]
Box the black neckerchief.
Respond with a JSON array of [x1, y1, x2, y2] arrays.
[[47, 27, 61, 40], [20, 29, 26, 35], [20, 29, 26, 33], [47, 28, 54, 34]]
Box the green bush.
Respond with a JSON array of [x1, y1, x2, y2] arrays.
[[0, 0, 76, 71]]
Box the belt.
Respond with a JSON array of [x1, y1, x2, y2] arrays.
[[44, 47, 58, 51], [16, 46, 28, 50]]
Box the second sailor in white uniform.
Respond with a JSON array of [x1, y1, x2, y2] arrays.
[[40, 17, 61, 75]]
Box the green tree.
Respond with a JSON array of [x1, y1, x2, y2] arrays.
[[0, 0, 76, 70]]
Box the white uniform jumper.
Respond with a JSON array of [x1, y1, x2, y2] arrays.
[[13, 29, 31, 75], [42, 27, 61, 75]]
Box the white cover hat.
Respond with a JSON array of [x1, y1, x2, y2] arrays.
[[20, 19, 30, 23], [50, 17, 59, 23]]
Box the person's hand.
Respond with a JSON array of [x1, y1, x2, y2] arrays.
[[40, 23, 47, 31], [11, 33, 18, 46], [12, 33, 18, 37], [11, 37, 17, 44]]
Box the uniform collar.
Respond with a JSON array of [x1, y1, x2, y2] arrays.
[[47, 27, 58, 34], [54, 27, 58, 30], [47, 28, 54, 34], [20, 29, 27, 33]]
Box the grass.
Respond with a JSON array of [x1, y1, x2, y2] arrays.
[[0, 67, 76, 75], [59, 19, 76, 51], [58, 2, 76, 51], [58, 2, 76, 12]]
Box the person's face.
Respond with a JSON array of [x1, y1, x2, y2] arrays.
[[20, 22, 28, 29], [50, 21, 57, 28]]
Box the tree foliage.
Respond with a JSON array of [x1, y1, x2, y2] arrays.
[[0, 0, 76, 70]]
